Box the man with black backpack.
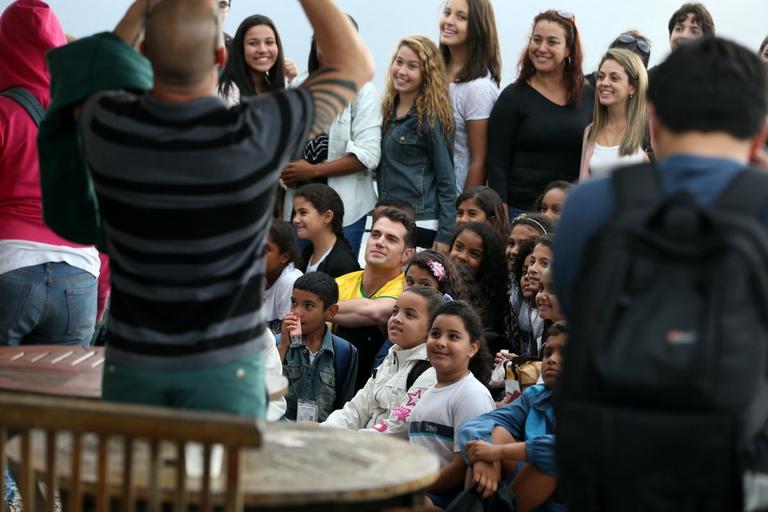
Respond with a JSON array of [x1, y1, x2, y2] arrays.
[[554, 37, 768, 510]]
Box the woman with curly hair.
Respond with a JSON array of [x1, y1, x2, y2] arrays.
[[378, 35, 456, 252], [449, 222, 512, 355]]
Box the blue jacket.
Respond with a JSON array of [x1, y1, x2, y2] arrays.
[[377, 109, 456, 244], [279, 327, 358, 422], [458, 384, 556, 476], [553, 155, 768, 317]]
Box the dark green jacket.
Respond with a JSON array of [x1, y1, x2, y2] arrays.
[[38, 32, 152, 251]]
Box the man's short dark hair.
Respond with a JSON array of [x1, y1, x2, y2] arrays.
[[293, 272, 339, 310], [374, 207, 418, 249], [373, 198, 416, 222], [668, 3, 715, 36], [648, 37, 767, 139]]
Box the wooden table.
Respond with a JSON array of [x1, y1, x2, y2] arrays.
[[0, 345, 288, 401], [0, 345, 104, 398], [7, 424, 440, 510]]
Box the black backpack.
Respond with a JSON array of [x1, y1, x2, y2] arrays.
[[557, 163, 768, 511]]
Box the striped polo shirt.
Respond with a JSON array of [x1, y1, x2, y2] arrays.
[[80, 88, 313, 370]]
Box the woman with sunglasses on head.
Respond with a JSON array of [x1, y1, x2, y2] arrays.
[[439, 0, 501, 193], [486, 10, 593, 220], [585, 31, 651, 87], [579, 49, 649, 180]]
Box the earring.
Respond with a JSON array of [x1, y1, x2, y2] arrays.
[[565, 56, 572, 68]]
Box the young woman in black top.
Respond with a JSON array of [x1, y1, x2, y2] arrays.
[[486, 10, 593, 219], [292, 183, 360, 278]]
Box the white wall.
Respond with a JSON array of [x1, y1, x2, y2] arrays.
[[4, 0, 766, 90]]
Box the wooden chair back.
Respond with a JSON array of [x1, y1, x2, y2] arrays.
[[0, 392, 261, 512]]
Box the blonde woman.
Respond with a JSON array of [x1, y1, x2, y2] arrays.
[[377, 36, 456, 252], [579, 49, 649, 179]]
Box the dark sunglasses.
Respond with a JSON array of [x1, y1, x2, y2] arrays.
[[617, 33, 651, 54], [218, 0, 231, 9]]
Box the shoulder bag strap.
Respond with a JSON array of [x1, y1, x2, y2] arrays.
[[1, 87, 45, 126]]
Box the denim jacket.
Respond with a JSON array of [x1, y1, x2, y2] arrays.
[[458, 384, 556, 476], [377, 110, 457, 244], [280, 327, 358, 422]]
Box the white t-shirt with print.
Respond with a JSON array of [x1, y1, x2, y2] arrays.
[[408, 372, 495, 466]]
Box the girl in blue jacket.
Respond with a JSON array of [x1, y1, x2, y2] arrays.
[[459, 321, 568, 511]]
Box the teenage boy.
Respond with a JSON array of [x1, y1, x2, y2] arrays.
[[647, 3, 715, 81], [279, 272, 358, 422], [668, 2, 715, 50]]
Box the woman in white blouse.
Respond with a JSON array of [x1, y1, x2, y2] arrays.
[[281, 21, 381, 256]]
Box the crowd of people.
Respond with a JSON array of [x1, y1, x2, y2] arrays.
[[2, 0, 768, 510]]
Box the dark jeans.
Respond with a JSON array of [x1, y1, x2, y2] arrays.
[[343, 216, 367, 260]]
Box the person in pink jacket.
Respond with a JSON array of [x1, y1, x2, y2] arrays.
[[0, 0, 106, 345]]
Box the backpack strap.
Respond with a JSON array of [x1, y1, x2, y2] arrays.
[[642, 125, 655, 163], [332, 334, 351, 401], [611, 163, 664, 216], [406, 360, 432, 390], [714, 168, 768, 218], [1, 87, 45, 127]]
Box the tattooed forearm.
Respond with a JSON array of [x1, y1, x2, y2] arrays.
[[304, 67, 360, 138]]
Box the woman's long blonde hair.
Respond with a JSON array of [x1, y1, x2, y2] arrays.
[[382, 36, 455, 145], [589, 48, 648, 156]]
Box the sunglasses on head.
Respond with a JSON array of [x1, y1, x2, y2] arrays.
[[218, 0, 231, 9], [554, 10, 575, 22], [617, 33, 651, 54]]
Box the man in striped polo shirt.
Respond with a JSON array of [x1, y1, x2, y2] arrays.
[[53, 0, 373, 418]]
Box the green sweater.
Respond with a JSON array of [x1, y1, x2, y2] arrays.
[[38, 32, 152, 251]]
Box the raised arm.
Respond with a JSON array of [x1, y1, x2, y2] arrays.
[[113, 0, 158, 48], [299, 0, 374, 138]]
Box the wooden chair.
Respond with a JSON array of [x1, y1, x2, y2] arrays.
[[0, 391, 261, 512]]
